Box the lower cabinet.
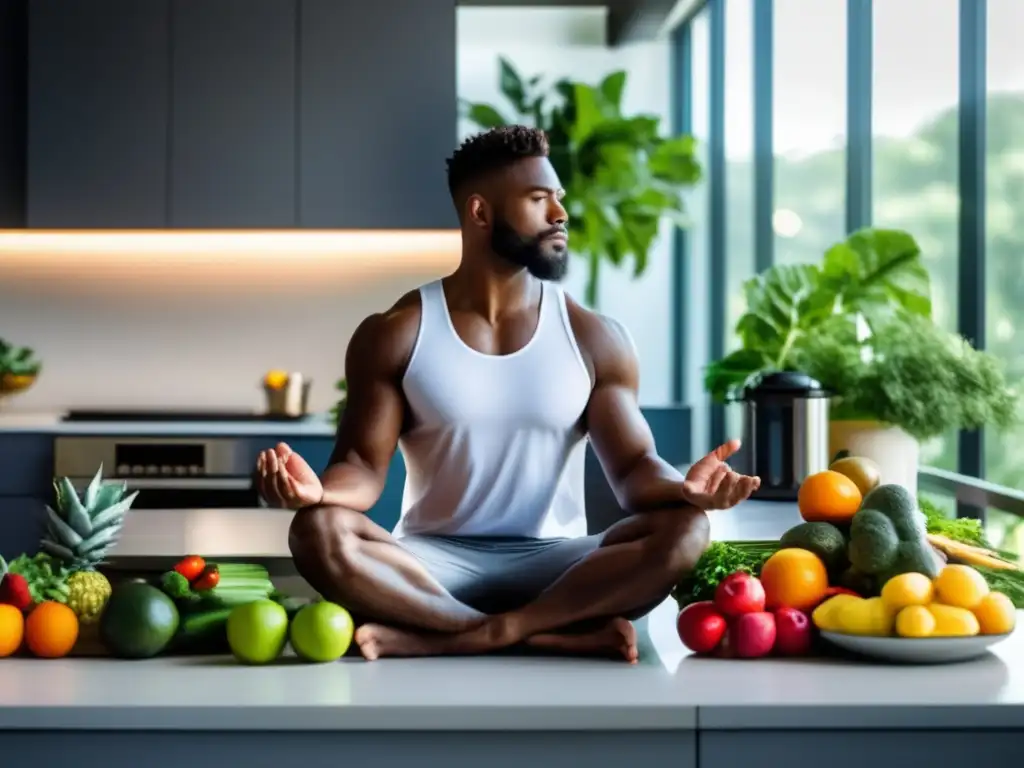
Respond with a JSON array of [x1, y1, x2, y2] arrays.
[[0, 496, 46, 561]]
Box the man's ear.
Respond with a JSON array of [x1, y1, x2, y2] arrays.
[[466, 194, 491, 229]]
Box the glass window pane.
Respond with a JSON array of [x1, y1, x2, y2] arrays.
[[872, 0, 959, 472], [723, 0, 754, 439], [772, 0, 847, 266], [985, 0, 1024, 548]]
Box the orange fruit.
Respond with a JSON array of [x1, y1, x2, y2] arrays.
[[759, 548, 830, 611], [0, 604, 25, 657], [797, 470, 863, 523], [24, 601, 79, 658]]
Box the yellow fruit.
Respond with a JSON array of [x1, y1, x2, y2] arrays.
[[895, 605, 936, 638], [264, 370, 289, 389], [881, 572, 934, 611], [927, 603, 980, 637], [759, 548, 830, 611], [67, 571, 112, 625], [972, 591, 1016, 635], [812, 594, 862, 632], [0, 604, 25, 657], [836, 596, 895, 636], [797, 470, 863, 524], [933, 564, 990, 609], [829, 456, 882, 496]]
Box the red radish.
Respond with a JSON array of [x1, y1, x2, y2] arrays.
[[714, 572, 766, 617], [731, 611, 777, 658], [677, 601, 728, 654], [772, 606, 813, 656]]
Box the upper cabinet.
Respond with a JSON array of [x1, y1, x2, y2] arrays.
[[25, 0, 458, 230]]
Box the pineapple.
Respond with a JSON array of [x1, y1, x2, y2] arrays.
[[40, 466, 139, 624]]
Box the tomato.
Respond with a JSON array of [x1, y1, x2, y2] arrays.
[[174, 555, 206, 582]]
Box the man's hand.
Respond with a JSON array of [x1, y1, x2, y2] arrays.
[[681, 439, 760, 511], [255, 442, 324, 510]]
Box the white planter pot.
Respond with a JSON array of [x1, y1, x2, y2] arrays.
[[829, 420, 919, 497]]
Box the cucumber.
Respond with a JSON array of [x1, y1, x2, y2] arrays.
[[172, 607, 234, 654]]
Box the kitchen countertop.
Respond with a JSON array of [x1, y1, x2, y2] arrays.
[[0, 412, 337, 437], [2, 499, 1023, 732]]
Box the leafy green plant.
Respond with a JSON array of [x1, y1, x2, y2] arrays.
[[461, 57, 702, 307], [0, 339, 41, 377], [789, 310, 1019, 441], [704, 228, 932, 402], [330, 378, 347, 427]]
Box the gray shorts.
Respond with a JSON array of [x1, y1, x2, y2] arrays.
[[396, 533, 662, 619]]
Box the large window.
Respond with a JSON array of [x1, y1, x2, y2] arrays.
[[772, 0, 847, 266], [872, 0, 960, 473], [985, 0, 1024, 544]]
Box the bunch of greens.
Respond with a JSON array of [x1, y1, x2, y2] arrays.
[[704, 228, 931, 402], [788, 310, 1019, 441], [462, 57, 702, 307], [671, 540, 778, 609], [0, 338, 41, 378]]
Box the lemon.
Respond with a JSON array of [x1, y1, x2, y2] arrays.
[[812, 594, 861, 632], [927, 603, 980, 637], [933, 564, 990, 610], [881, 572, 934, 611], [895, 605, 936, 638], [972, 591, 1016, 635], [836, 596, 895, 636]]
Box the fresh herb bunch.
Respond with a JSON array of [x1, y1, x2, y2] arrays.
[[789, 310, 1020, 441], [671, 540, 778, 609]]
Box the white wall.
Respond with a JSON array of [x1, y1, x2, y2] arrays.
[[457, 7, 675, 405]]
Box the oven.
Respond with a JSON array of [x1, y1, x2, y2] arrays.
[[53, 435, 261, 509]]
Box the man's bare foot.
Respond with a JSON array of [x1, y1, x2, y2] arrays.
[[525, 618, 639, 663], [355, 623, 445, 660]]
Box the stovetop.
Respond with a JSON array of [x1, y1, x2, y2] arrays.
[[62, 409, 310, 423]]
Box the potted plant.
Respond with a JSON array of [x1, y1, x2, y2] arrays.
[[461, 57, 702, 307], [0, 338, 42, 408], [703, 227, 1019, 493]]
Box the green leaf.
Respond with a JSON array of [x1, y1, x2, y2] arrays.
[[570, 84, 604, 144], [89, 491, 139, 531], [498, 57, 527, 113], [463, 102, 508, 129], [599, 70, 627, 112], [704, 349, 775, 403], [83, 464, 104, 511], [44, 504, 84, 547], [738, 264, 832, 365], [53, 476, 93, 538]]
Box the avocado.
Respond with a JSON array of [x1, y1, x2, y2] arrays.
[[780, 521, 849, 573]]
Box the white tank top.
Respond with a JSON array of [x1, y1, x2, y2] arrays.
[[393, 279, 593, 539]]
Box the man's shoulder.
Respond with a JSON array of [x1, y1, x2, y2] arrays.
[[347, 289, 424, 378], [563, 293, 638, 375]]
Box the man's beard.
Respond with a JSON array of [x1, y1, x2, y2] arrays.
[[490, 217, 569, 281]]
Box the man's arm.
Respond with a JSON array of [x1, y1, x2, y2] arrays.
[[575, 311, 691, 514], [317, 300, 417, 512]]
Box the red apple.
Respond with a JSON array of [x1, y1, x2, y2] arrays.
[[773, 606, 813, 656], [731, 611, 777, 658], [677, 601, 728, 654], [714, 571, 766, 617]]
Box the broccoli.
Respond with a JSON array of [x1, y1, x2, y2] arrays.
[[160, 570, 194, 600]]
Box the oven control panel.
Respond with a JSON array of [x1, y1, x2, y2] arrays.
[[54, 436, 251, 479]]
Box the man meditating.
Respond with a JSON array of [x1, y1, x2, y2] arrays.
[[255, 126, 760, 662]]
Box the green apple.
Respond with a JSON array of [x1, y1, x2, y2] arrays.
[[226, 599, 289, 664], [289, 601, 354, 663]]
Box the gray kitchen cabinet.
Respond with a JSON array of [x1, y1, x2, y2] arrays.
[[0, 497, 46, 561], [169, 0, 297, 227], [298, 0, 458, 229], [27, 0, 169, 228]]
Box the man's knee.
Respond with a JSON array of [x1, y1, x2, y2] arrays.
[[645, 506, 710, 578], [288, 504, 363, 573]]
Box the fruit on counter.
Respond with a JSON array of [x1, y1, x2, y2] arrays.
[[174, 555, 207, 583], [24, 601, 79, 658], [772, 606, 813, 656], [880, 572, 934, 612], [779, 522, 849, 574], [933, 564, 990, 610], [833, 596, 896, 637], [191, 565, 221, 591], [811, 593, 862, 632], [729, 611, 777, 659], [161, 562, 275, 608], [0, 603, 25, 657], [676, 600, 728, 654], [797, 470, 862, 524], [4, 553, 71, 607], [671, 540, 779, 610], [289, 601, 355, 663], [37, 468, 140, 624], [815, 586, 861, 606], [926, 603, 980, 637], [847, 484, 941, 581], [713, 571, 765, 617], [227, 599, 289, 664], [828, 456, 882, 496], [264, 369, 289, 390], [99, 581, 180, 659], [972, 592, 1017, 635], [0, 556, 32, 612], [758, 548, 829, 612], [894, 605, 936, 638]]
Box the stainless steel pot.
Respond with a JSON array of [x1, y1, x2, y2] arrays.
[[739, 371, 831, 501]]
